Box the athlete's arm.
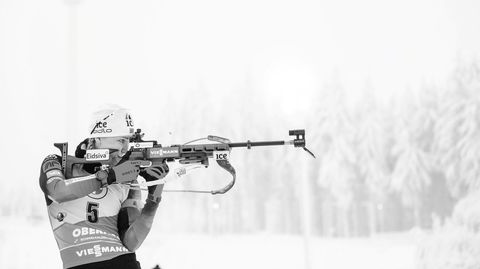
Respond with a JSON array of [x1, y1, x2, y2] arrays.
[[119, 185, 163, 252], [118, 183, 142, 239], [39, 155, 102, 204], [118, 165, 168, 252]]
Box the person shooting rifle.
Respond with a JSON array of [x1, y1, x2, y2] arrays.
[[40, 105, 315, 269], [39, 106, 167, 269]]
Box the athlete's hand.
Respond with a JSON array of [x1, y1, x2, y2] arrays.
[[140, 163, 169, 182], [140, 164, 169, 203], [96, 161, 140, 185]]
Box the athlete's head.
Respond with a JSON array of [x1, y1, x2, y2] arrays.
[[87, 105, 135, 165]]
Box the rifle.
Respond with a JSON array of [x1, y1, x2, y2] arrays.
[[54, 129, 315, 195]]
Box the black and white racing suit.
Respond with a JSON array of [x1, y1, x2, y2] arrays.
[[39, 154, 160, 269]]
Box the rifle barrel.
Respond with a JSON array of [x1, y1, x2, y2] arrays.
[[228, 140, 287, 148]]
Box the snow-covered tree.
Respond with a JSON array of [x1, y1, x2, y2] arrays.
[[434, 60, 480, 198]]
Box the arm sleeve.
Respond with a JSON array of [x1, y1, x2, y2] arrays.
[[120, 185, 164, 252], [118, 185, 142, 241], [120, 200, 160, 252], [39, 154, 102, 204]]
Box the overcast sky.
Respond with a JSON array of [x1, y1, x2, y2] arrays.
[[2, 0, 480, 104]]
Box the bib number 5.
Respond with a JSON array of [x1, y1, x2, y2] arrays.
[[86, 202, 99, 223]]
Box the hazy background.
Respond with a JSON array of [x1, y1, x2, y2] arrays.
[[2, 0, 480, 268]]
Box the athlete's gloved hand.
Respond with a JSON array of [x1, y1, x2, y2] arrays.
[[140, 163, 169, 203], [140, 164, 169, 182], [75, 138, 89, 158], [96, 161, 140, 185]]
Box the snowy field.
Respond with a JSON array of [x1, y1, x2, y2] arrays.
[[0, 216, 417, 269]]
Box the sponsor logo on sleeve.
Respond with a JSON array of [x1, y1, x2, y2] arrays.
[[46, 176, 63, 185], [46, 170, 63, 178], [85, 149, 109, 161], [42, 160, 62, 172]]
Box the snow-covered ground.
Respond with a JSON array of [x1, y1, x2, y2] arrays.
[[0, 216, 417, 269]]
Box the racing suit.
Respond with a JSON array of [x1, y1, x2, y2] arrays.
[[39, 154, 160, 269]]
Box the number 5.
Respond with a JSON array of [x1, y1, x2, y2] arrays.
[[86, 202, 99, 223]]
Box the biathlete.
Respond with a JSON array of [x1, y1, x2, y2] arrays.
[[39, 106, 167, 269]]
